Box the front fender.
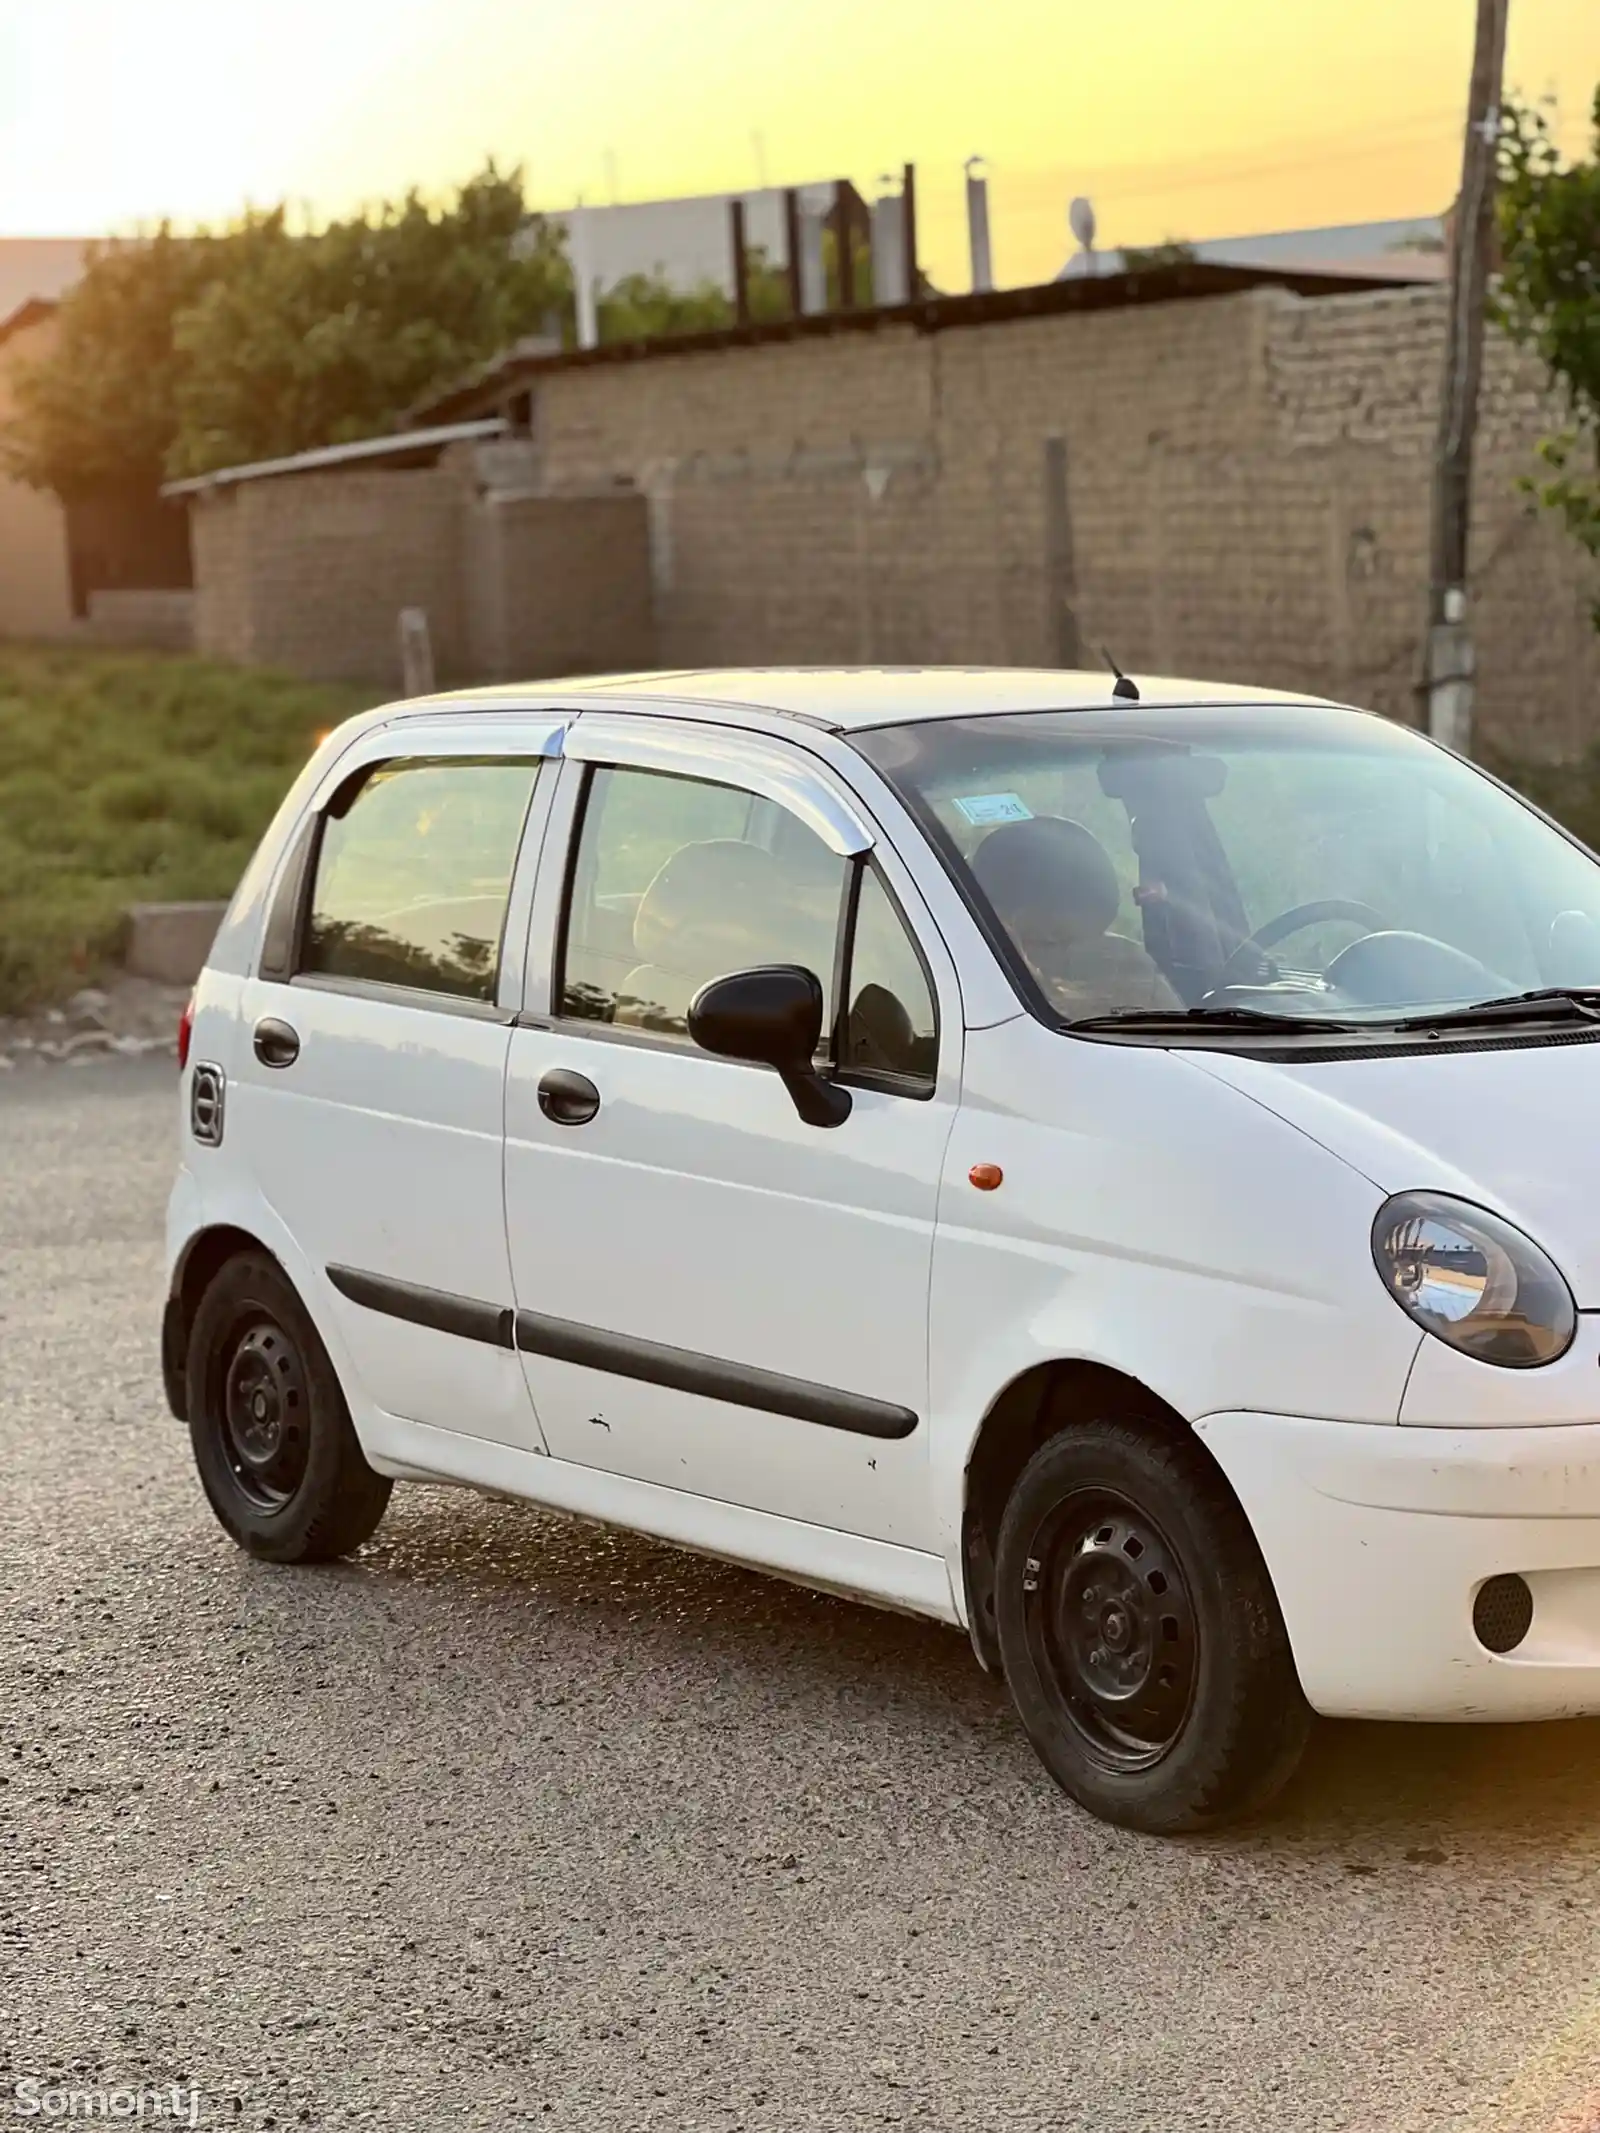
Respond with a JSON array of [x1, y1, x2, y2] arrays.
[[925, 1023, 1423, 1569]]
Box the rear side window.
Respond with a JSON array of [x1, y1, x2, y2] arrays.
[[301, 758, 541, 1001]]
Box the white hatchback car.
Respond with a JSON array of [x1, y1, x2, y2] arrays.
[[164, 667, 1600, 1832]]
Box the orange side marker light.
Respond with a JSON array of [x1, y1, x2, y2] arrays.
[[969, 1162, 1004, 1192]]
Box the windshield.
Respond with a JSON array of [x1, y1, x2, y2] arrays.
[[854, 706, 1600, 1035]]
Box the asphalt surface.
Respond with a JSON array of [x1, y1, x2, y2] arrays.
[[5, 1059, 1600, 2132]]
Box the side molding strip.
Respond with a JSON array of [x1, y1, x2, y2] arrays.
[[327, 1265, 514, 1349], [514, 1309, 918, 1441]]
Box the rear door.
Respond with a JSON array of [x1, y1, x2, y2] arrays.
[[229, 715, 562, 1450], [501, 715, 962, 1553]]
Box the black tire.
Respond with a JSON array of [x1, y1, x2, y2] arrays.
[[994, 1418, 1311, 1834], [185, 1251, 392, 1564]]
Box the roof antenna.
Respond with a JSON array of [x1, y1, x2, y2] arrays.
[[1103, 648, 1140, 701]]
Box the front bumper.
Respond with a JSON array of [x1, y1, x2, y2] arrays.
[[1196, 1411, 1600, 1721]]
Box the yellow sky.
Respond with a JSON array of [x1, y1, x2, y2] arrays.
[[1, 0, 1595, 289]]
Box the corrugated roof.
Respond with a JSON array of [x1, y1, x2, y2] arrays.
[[161, 417, 510, 499]]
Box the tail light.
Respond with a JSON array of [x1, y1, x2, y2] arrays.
[[177, 994, 195, 1069]]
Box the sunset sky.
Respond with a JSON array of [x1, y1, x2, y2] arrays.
[[1, 0, 1596, 290]]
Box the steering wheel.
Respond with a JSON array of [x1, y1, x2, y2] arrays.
[[1214, 899, 1383, 989]]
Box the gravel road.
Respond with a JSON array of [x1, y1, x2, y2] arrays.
[[5, 1059, 1600, 2132]]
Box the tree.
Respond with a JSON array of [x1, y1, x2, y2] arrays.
[[596, 271, 732, 342], [1496, 87, 1600, 622], [1, 226, 214, 494], [2, 163, 571, 490], [594, 246, 792, 343], [171, 168, 568, 476], [1119, 240, 1199, 272]]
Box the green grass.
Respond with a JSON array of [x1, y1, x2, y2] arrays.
[[0, 645, 378, 1011]]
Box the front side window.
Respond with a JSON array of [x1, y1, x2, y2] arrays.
[[301, 757, 541, 1001], [559, 766, 846, 1040], [856, 707, 1600, 1043], [838, 865, 938, 1089]]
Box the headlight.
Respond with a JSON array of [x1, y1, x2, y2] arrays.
[[1371, 1191, 1576, 1367]]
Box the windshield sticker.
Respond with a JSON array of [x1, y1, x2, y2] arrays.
[[952, 792, 1033, 826]]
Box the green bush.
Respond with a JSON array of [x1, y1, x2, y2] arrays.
[[0, 646, 374, 1011]]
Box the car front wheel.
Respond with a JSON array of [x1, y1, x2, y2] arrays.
[[993, 1417, 1310, 1834], [186, 1252, 392, 1563]]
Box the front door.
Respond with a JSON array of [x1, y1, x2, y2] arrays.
[[502, 725, 960, 1552], [231, 732, 554, 1450]]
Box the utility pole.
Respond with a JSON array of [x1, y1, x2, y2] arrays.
[[1423, 0, 1510, 754]]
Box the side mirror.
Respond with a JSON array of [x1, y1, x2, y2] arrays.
[[688, 965, 853, 1129]]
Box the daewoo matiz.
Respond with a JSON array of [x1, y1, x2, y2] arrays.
[[163, 667, 1600, 1832]]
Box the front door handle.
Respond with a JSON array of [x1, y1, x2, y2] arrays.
[[253, 1016, 300, 1069], [537, 1067, 600, 1126]]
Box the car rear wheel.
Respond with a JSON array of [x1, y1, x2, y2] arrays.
[[186, 1252, 391, 1563], [994, 1417, 1311, 1834]]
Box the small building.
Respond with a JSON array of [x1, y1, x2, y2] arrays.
[[166, 420, 653, 688]]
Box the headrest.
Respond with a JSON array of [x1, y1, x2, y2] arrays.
[[632, 839, 785, 963], [969, 816, 1120, 945]]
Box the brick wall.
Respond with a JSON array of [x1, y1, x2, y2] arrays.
[[190, 486, 248, 661], [467, 491, 653, 680], [183, 284, 1599, 758], [530, 284, 1599, 760], [86, 588, 195, 651], [191, 450, 653, 690], [193, 463, 468, 684]]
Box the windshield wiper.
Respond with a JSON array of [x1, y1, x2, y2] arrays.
[[1388, 986, 1600, 1032], [1069, 1005, 1359, 1036]]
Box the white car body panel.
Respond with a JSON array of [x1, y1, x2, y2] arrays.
[[503, 728, 964, 1552], [231, 980, 541, 1450], [1198, 1413, 1600, 1718], [923, 1018, 1428, 1563], [503, 1039, 955, 1548], [164, 666, 1600, 1730], [1191, 1041, 1600, 1305], [368, 1413, 959, 1624]]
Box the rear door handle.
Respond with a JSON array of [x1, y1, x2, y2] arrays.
[[537, 1067, 600, 1126], [253, 1016, 301, 1069]]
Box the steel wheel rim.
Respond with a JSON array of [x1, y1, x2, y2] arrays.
[[219, 1315, 310, 1512], [1021, 1487, 1198, 1773]]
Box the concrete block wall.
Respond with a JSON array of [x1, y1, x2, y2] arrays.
[[86, 588, 195, 651], [193, 464, 469, 685], [531, 284, 1599, 761], [192, 454, 653, 690], [182, 284, 1598, 759], [1259, 285, 1600, 759], [467, 491, 653, 681]]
